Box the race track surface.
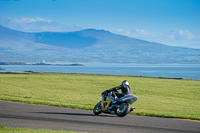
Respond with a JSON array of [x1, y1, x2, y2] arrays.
[[0, 101, 199, 133]]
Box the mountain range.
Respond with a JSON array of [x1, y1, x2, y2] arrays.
[[0, 25, 199, 64]]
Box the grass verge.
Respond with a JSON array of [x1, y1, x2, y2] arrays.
[[0, 72, 199, 120], [0, 126, 83, 133]]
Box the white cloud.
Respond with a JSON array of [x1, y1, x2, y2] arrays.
[[169, 29, 197, 40], [135, 29, 150, 36], [116, 28, 131, 36], [11, 16, 52, 24], [35, 17, 52, 23], [0, 16, 82, 32], [113, 28, 200, 49], [117, 28, 123, 32], [115, 28, 156, 38], [166, 29, 200, 49]]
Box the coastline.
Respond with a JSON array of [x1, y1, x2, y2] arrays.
[[0, 71, 199, 81], [0, 64, 199, 80], [0, 62, 84, 66]]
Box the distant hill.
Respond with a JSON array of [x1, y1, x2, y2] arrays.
[[0, 25, 199, 64]]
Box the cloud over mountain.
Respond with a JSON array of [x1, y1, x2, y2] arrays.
[[1, 16, 199, 49], [112, 28, 200, 49], [11, 16, 52, 24], [0, 17, 82, 32], [0, 25, 199, 64]]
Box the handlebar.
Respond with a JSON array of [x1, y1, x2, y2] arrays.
[[101, 89, 118, 96], [101, 90, 110, 95]]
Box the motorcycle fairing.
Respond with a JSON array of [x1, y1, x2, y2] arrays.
[[101, 95, 112, 111], [120, 94, 138, 104]]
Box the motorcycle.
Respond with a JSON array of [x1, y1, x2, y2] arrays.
[[93, 90, 138, 117]]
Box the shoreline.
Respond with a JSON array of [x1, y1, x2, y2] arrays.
[[0, 71, 199, 81]]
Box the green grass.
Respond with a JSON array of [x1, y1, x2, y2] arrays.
[[0, 72, 199, 120], [0, 126, 83, 133]]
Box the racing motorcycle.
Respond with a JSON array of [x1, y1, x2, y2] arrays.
[[93, 90, 138, 117]]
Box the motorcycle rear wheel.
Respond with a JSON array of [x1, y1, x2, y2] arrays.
[[93, 101, 102, 115], [116, 102, 130, 117]]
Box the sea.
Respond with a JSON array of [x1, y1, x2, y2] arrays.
[[0, 64, 200, 80]]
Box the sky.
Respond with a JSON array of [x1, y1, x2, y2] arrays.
[[0, 0, 200, 49]]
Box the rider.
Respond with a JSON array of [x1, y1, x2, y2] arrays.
[[107, 80, 135, 111], [109, 80, 133, 102]]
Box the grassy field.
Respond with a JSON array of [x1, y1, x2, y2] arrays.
[[0, 126, 83, 133], [0, 72, 199, 120]]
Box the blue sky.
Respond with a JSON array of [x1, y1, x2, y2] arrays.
[[0, 0, 200, 49]]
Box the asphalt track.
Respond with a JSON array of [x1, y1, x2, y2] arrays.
[[0, 101, 199, 133]]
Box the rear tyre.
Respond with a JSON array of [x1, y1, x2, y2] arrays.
[[93, 101, 102, 115], [116, 102, 130, 117]]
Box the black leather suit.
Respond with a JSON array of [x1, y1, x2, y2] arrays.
[[110, 85, 133, 98]]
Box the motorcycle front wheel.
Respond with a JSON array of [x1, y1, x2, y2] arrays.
[[116, 102, 130, 117], [93, 101, 102, 115]]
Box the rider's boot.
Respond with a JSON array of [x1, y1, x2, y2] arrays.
[[130, 107, 135, 111]]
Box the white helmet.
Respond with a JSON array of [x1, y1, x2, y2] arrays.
[[122, 80, 129, 86]]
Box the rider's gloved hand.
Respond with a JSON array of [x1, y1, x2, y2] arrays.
[[102, 90, 110, 95], [110, 88, 117, 91], [106, 90, 111, 93]]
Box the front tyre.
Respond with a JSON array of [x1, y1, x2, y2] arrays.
[[116, 102, 130, 117], [93, 101, 102, 115]]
